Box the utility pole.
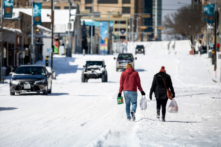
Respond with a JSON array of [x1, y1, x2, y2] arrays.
[[51, 0, 54, 68], [214, 0, 217, 71], [68, 0, 71, 57], [0, 0, 3, 82], [91, 0, 94, 54], [31, 0, 34, 64]]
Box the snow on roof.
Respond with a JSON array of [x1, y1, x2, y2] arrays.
[[37, 25, 51, 33], [13, 8, 76, 31], [3, 27, 22, 33]]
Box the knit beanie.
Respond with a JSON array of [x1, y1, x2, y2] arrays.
[[160, 66, 166, 73]]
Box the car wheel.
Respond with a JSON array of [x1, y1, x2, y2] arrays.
[[105, 74, 108, 82], [81, 74, 85, 83], [85, 78, 88, 83], [10, 91, 15, 95], [43, 85, 48, 95], [48, 83, 52, 94], [102, 74, 106, 82]]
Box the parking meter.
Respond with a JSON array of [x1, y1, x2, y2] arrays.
[[217, 52, 221, 82], [45, 56, 49, 66]]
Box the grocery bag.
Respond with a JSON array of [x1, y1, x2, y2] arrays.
[[168, 99, 178, 113], [140, 96, 147, 110], [117, 97, 124, 105]]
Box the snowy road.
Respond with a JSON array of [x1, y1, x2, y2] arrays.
[[0, 41, 221, 147]]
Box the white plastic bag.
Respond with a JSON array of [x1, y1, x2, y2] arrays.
[[168, 99, 178, 113], [140, 96, 147, 110]]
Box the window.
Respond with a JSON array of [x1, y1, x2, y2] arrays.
[[16, 67, 46, 75], [85, 0, 92, 4], [64, 6, 76, 9], [85, 7, 92, 12], [114, 21, 126, 24], [117, 54, 133, 60], [120, 36, 126, 39], [98, 0, 118, 4], [55, 6, 60, 9], [122, 7, 130, 14], [122, 0, 130, 4], [86, 61, 103, 67]]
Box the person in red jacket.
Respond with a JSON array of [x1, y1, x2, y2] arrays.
[[118, 64, 145, 121]]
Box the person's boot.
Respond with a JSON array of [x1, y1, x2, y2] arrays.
[[157, 109, 160, 119], [162, 116, 166, 122], [131, 111, 136, 121]]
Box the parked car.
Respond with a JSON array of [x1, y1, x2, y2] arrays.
[[46, 67, 56, 79], [10, 65, 52, 95], [135, 45, 145, 55], [114, 53, 137, 71], [81, 60, 108, 83]]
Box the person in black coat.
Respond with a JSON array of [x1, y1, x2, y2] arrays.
[[149, 66, 175, 122]]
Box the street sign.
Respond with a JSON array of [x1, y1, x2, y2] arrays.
[[47, 48, 52, 53], [140, 27, 147, 29], [120, 29, 125, 35]]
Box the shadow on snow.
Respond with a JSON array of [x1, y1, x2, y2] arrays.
[[0, 107, 18, 111]]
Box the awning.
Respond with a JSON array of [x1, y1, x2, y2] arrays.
[[37, 25, 51, 33], [35, 42, 44, 45], [28, 34, 52, 38]]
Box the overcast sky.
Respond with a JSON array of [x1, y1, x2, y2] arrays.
[[162, 0, 191, 40], [162, 0, 191, 20]]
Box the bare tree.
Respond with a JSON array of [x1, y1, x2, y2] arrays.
[[163, 4, 206, 44]]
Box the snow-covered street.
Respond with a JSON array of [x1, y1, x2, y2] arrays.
[[0, 40, 221, 147]]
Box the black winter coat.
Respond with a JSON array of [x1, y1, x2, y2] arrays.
[[149, 72, 175, 99]]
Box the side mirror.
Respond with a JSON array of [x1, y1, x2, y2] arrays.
[[83, 65, 86, 68], [47, 72, 52, 77], [9, 72, 14, 75], [114, 57, 116, 60], [52, 70, 56, 79], [135, 57, 137, 60], [103, 65, 106, 68]]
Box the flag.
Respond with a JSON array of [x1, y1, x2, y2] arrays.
[[207, 4, 215, 24], [4, 0, 14, 18], [33, 3, 42, 25], [204, 5, 208, 21]]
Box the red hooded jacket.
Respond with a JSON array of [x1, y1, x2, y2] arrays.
[[119, 68, 143, 93]]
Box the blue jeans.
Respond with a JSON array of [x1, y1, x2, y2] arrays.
[[123, 91, 138, 119]]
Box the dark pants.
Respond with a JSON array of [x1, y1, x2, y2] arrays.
[[156, 99, 168, 118]]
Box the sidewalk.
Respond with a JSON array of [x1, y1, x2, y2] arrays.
[[200, 53, 221, 83]]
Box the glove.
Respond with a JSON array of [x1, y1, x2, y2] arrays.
[[172, 93, 175, 98], [141, 91, 145, 96], [118, 93, 121, 97]]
